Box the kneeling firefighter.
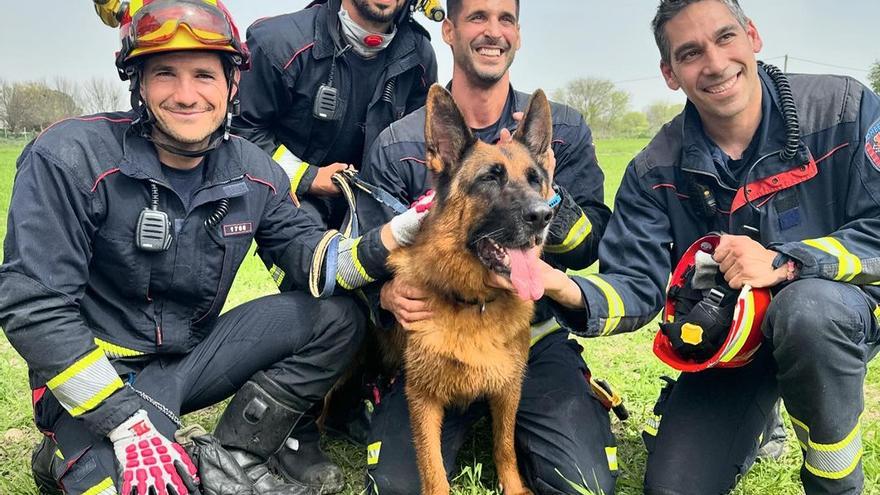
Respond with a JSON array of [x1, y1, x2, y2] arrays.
[[24, 1, 434, 494]]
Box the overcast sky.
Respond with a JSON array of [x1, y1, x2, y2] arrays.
[[1, 1, 877, 110]]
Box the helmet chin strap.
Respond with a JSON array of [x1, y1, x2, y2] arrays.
[[132, 63, 239, 159], [144, 123, 227, 159]]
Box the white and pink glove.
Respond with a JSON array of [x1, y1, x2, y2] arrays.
[[108, 410, 200, 495], [389, 190, 436, 246]]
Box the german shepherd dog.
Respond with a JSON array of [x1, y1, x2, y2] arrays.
[[384, 85, 554, 495]]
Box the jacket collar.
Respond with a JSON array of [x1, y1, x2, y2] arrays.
[[119, 121, 244, 187], [680, 65, 810, 184]]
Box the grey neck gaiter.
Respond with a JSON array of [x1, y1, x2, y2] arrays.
[[337, 6, 397, 59]]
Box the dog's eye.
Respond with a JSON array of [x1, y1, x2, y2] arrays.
[[481, 164, 506, 183], [526, 168, 543, 188]]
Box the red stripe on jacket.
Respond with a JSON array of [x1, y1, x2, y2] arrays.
[[729, 143, 849, 214]]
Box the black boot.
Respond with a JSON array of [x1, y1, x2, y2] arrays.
[[273, 409, 345, 495], [214, 372, 314, 495], [31, 436, 62, 495], [321, 375, 373, 446]]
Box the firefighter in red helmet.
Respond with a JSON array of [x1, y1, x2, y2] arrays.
[[12, 1, 434, 494]]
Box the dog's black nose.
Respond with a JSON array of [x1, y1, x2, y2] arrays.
[[523, 201, 553, 230]]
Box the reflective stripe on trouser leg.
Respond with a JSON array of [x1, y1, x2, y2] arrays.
[[790, 414, 863, 480], [766, 279, 874, 493]]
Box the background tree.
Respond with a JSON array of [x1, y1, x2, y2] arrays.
[[0, 79, 13, 130], [553, 78, 631, 138], [869, 60, 880, 94], [2, 82, 81, 132], [644, 101, 684, 136], [613, 111, 650, 138], [81, 77, 126, 114]]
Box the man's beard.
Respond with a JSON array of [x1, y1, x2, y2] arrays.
[[455, 50, 515, 88], [351, 0, 403, 24]]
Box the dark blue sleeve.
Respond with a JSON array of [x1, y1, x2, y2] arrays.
[[544, 116, 611, 270], [0, 145, 140, 436], [559, 162, 671, 337], [231, 30, 294, 155]]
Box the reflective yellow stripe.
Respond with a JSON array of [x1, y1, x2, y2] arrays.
[[873, 305, 880, 325], [272, 144, 291, 162], [790, 415, 810, 450], [46, 349, 105, 390], [68, 379, 124, 417], [351, 238, 375, 284], [289, 162, 311, 194], [719, 291, 754, 362], [806, 452, 863, 480], [271, 264, 286, 288], [605, 446, 618, 471], [272, 145, 311, 194], [367, 441, 381, 466], [803, 238, 862, 282], [824, 238, 862, 282], [544, 213, 592, 254], [94, 338, 145, 359], [335, 273, 355, 291], [82, 477, 117, 495], [530, 318, 562, 346], [811, 420, 862, 452], [584, 275, 625, 336], [46, 348, 124, 417], [791, 413, 863, 480], [643, 414, 661, 437]]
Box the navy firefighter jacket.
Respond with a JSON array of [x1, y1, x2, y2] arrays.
[[562, 68, 880, 338], [231, 0, 438, 197], [357, 86, 612, 340], [0, 112, 390, 435]]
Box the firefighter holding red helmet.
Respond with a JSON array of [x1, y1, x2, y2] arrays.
[[9, 1, 434, 494], [533, 0, 880, 493]]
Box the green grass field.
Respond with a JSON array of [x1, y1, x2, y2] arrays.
[[0, 138, 878, 494]]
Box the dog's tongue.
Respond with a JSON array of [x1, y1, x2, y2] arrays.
[[508, 248, 544, 301]]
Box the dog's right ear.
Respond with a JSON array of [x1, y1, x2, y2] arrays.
[[425, 84, 475, 176]]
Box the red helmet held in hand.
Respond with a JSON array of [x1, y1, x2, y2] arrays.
[[654, 234, 772, 372]]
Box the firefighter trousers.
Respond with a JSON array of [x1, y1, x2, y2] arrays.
[[365, 330, 618, 495], [643, 278, 879, 495], [34, 292, 365, 495]]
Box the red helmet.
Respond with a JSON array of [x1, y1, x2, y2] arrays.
[[653, 234, 771, 372], [116, 0, 249, 79]]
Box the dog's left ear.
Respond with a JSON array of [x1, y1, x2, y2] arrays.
[[513, 89, 552, 160]]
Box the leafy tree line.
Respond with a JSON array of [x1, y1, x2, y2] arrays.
[[553, 78, 682, 139], [0, 77, 126, 132], [559, 58, 880, 139]]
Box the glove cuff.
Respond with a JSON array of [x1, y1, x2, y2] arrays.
[[108, 409, 150, 442], [389, 208, 424, 246]]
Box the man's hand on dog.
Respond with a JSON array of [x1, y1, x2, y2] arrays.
[[381, 278, 433, 329]]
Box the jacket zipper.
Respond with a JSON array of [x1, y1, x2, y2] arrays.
[[680, 167, 737, 192]]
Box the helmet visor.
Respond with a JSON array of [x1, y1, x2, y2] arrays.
[[132, 1, 233, 48]]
